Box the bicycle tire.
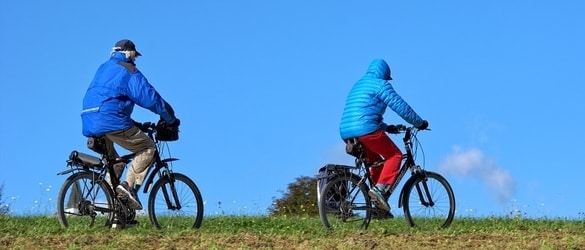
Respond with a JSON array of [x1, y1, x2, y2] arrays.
[[56, 171, 115, 228], [318, 173, 371, 230], [402, 171, 455, 229], [148, 173, 204, 230]]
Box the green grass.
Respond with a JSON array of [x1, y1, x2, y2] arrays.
[[0, 215, 584, 249]]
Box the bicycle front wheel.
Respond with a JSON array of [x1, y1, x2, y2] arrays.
[[56, 171, 115, 228], [318, 173, 371, 231], [148, 173, 204, 230], [402, 171, 455, 229]]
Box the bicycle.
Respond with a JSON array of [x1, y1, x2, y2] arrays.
[[56, 121, 204, 230], [317, 125, 455, 231]]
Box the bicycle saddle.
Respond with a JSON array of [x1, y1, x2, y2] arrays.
[[344, 138, 363, 158], [87, 136, 106, 155]]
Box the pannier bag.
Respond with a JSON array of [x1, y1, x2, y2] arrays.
[[317, 164, 353, 211]]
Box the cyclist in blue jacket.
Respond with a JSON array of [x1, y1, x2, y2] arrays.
[[339, 59, 428, 212], [81, 39, 180, 210]]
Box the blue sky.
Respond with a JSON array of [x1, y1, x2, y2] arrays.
[[1, 1, 583, 219]]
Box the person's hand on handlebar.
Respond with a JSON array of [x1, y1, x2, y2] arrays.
[[385, 124, 405, 134], [158, 117, 180, 128], [416, 120, 429, 130], [168, 118, 180, 127]]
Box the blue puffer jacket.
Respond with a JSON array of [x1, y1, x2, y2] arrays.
[[81, 52, 176, 137], [339, 59, 424, 140]]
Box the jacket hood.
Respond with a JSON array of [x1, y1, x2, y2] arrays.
[[365, 59, 392, 80]]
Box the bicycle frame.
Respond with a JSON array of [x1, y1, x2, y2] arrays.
[[141, 151, 179, 194], [354, 127, 426, 207], [393, 128, 429, 209], [58, 125, 181, 208], [58, 122, 205, 230], [320, 125, 455, 230]]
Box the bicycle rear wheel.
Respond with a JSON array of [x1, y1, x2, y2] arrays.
[[402, 171, 455, 229], [56, 171, 115, 228], [318, 173, 371, 230], [148, 173, 204, 230]]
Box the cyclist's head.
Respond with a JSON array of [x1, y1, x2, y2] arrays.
[[112, 39, 142, 62], [366, 59, 393, 81]]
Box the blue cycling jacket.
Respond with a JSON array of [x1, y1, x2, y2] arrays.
[[339, 59, 424, 140], [81, 52, 176, 137]]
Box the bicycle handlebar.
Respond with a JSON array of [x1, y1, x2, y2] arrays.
[[136, 121, 181, 142], [390, 124, 408, 132], [137, 121, 178, 132], [140, 121, 157, 130], [134, 121, 167, 137], [387, 124, 429, 133], [386, 124, 429, 144]]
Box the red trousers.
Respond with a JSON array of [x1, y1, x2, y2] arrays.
[[358, 129, 402, 186]]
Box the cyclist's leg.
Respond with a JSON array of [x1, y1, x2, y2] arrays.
[[359, 129, 401, 211], [105, 126, 155, 189], [358, 129, 402, 188], [106, 126, 155, 210], [359, 146, 383, 184]]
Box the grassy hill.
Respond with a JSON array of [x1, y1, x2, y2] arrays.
[[1, 215, 583, 249]]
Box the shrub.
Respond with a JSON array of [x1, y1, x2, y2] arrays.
[[269, 176, 318, 216]]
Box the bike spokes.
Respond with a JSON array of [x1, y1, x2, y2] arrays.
[[318, 175, 371, 230], [148, 173, 204, 230], [403, 172, 455, 229], [57, 172, 115, 228]]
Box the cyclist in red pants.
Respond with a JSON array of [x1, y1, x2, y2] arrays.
[[339, 59, 428, 212]]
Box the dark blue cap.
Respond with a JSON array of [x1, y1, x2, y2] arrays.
[[114, 39, 142, 56]]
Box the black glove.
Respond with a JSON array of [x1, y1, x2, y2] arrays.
[[417, 120, 429, 130], [158, 118, 180, 127], [168, 118, 180, 127], [385, 125, 401, 134]]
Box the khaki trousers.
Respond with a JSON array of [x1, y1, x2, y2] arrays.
[[104, 126, 156, 189]]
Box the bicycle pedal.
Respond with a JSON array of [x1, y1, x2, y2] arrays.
[[125, 220, 139, 227], [372, 210, 394, 220], [118, 196, 129, 203]]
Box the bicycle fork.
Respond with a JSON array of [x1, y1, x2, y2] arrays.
[[158, 168, 183, 210], [414, 175, 435, 207], [397, 168, 435, 209]]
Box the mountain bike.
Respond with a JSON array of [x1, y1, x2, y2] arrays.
[[317, 125, 455, 231], [56, 121, 204, 230]]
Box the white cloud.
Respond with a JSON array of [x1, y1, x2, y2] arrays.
[[438, 146, 515, 204]]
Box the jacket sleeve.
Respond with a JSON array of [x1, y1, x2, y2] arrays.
[[126, 72, 177, 123], [378, 81, 424, 127]]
